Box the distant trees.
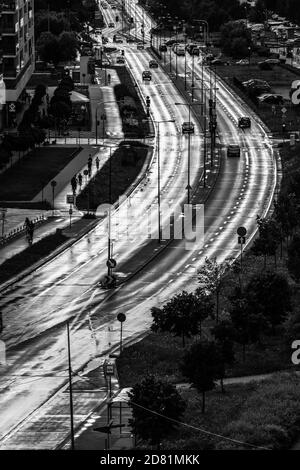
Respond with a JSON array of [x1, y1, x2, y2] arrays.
[[128, 376, 186, 448], [221, 21, 252, 58]]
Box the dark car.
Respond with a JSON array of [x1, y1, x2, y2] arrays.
[[149, 60, 158, 68], [159, 44, 167, 52], [227, 145, 241, 157], [238, 117, 251, 129]]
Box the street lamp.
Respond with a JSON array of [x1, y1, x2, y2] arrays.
[[175, 102, 202, 204], [95, 100, 120, 145], [50, 180, 57, 217], [248, 46, 251, 65], [153, 119, 175, 243]]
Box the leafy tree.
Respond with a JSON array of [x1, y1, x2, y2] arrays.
[[128, 375, 186, 449], [195, 287, 215, 336], [58, 31, 78, 62], [221, 21, 252, 58], [36, 31, 61, 66], [211, 320, 235, 392], [252, 216, 281, 267], [181, 340, 220, 413], [35, 11, 69, 40], [287, 232, 300, 281], [229, 287, 266, 360], [197, 257, 231, 322], [151, 291, 199, 346], [246, 271, 292, 332]]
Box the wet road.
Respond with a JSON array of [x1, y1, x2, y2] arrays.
[[0, 4, 276, 450]]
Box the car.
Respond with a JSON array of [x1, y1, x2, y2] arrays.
[[236, 59, 248, 65], [116, 56, 125, 64], [211, 58, 225, 65], [227, 145, 241, 157], [258, 61, 273, 70], [258, 93, 284, 105], [159, 44, 167, 52], [142, 70, 152, 81], [238, 117, 251, 129], [137, 44, 144, 50], [95, 29, 101, 35], [182, 121, 195, 134], [264, 58, 281, 64], [108, 22, 115, 28], [102, 36, 109, 44], [149, 60, 158, 68], [113, 34, 123, 43]]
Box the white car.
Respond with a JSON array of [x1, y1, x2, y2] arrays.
[[182, 122, 195, 134]]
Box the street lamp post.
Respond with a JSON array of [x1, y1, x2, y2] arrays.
[[154, 120, 175, 243], [175, 102, 202, 204], [50, 180, 57, 216]]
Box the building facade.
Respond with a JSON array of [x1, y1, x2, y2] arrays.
[[0, 0, 35, 129]]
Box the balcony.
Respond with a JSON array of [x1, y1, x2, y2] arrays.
[[1, 2, 16, 13]]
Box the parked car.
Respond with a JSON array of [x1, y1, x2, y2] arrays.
[[159, 44, 167, 52], [238, 117, 251, 129], [137, 44, 144, 50], [264, 58, 281, 64], [236, 59, 248, 65], [227, 145, 241, 157], [95, 29, 101, 35], [149, 60, 158, 68], [182, 121, 195, 134], [258, 94, 284, 105], [108, 22, 115, 28], [211, 58, 226, 65]]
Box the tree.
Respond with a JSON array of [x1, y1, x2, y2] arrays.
[[128, 375, 186, 449], [58, 31, 78, 62], [221, 20, 252, 58], [36, 31, 61, 66], [211, 320, 235, 392], [151, 291, 199, 346], [287, 232, 300, 281], [181, 340, 220, 413], [246, 271, 292, 332], [194, 287, 215, 336], [229, 287, 266, 360], [197, 257, 231, 322], [252, 216, 281, 267]]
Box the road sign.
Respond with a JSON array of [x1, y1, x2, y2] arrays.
[[117, 312, 126, 323], [66, 194, 75, 204], [238, 236, 246, 244], [237, 226, 247, 237], [105, 363, 115, 375], [281, 107, 287, 114], [69, 208, 73, 215], [8, 103, 16, 113], [106, 258, 117, 268]]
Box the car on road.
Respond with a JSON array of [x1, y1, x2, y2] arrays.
[[227, 144, 241, 157], [264, 58, 281, 64], [113, 34, 123, 43], [137, 44, 144, 50], [149, 60, 158, 68], [142, 70, 152, 81], [102, 36, 109, 44], [238, 117, 251, 129], [159, 44, 167, 52], [116, 56, 125, 64], [95, 28, 101, 35], [236, 59, 248, 65], [211, 58, 226, 65], [182, 121, 195, 134], [108, 22, 115, 28]]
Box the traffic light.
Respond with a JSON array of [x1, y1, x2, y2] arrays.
[[146, 96, 150, 107], [130, 17, 134, 24], [121, 50, 124, 56], [116, 15, 119, 22], [88, 58, 95, 74]]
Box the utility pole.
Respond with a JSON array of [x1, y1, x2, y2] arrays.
[[67, 321, 75, 450]]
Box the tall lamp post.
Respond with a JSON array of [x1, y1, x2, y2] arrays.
[[175, 102, 202, 204], [153, 119, 175, 243], [50, 180, 57, 216], [95, 100, 119, 145]]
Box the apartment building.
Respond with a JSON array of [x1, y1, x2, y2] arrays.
[[0, 0, 35, 129]]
